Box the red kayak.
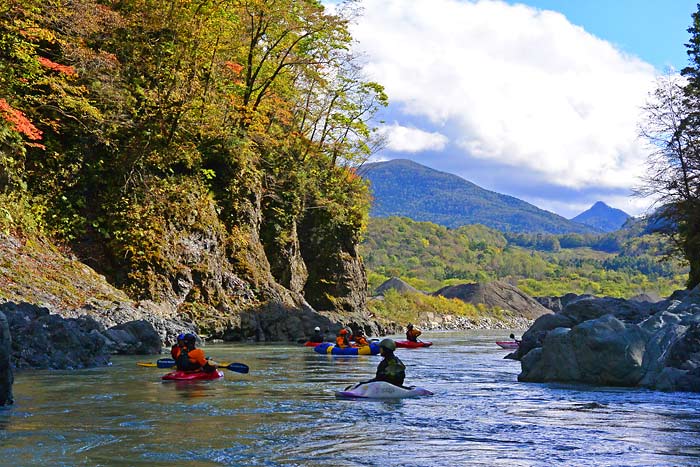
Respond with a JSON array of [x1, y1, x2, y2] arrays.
[[496, 341, 520, 350], [162, 370, 224, 381], [303, 341, 324, 347], [395, 340, 432, 348]]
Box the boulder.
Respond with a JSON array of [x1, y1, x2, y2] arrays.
[[374, 277, 421, 296], [519, 315, 646, 386], [518, 289, 700, 392], [433, 281, 551, 320], [516, 312, 576, 358], [3, 302, 110, 369], [561, 296, 651, 325], [0, 311, 13, 406], [103, 320, 162, 355]]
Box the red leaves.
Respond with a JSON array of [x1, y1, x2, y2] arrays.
[[37, 56, 77, 77], [0, 98, 44, 147]]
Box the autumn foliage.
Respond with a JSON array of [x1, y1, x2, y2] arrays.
[[0, 98, 43, 141]]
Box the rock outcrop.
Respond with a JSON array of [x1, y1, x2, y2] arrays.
[[0, 311, 12, 406], [433, 281, 551, 320], [374, 277, 422, 296], [516, 289, 700, 392], [2, 302, 167, 369]]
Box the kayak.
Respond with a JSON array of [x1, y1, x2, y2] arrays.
[[395, 340, 432, 348], [496, 341, 520, 349], [313, 342, 380, 355], [161, 370, 224, 381], [335, 381, 433, 399]]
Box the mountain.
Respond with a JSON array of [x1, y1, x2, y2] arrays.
[[359, 159, 599, 234], [570, 201, 631, 232]]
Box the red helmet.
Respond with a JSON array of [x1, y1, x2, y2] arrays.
[[339, 329, 348, 335]]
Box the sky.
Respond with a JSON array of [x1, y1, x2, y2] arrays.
[[333, 0, 700, 218]]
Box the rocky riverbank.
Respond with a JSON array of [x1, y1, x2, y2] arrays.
[[0, 310, 12, 406], [513, 288, 700, 392]]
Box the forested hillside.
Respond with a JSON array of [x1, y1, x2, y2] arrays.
[[361, 217, 687, 298], [360, 159, 599, 234], [0, 1, 385, 337]]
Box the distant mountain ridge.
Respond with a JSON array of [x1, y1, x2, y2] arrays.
[[570, 201, 631, 232], [360, 159, 599, 234]]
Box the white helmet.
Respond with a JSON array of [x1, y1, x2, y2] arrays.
[[314, 326, 321, 331]]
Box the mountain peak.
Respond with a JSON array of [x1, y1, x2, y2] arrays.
[[361, 159, 599, 234], [571, 201, 631, 232]]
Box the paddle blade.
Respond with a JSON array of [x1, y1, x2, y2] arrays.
[[156, 358, 176, 368], [136, 362, 157, 367], [225, 362, 249, 374]]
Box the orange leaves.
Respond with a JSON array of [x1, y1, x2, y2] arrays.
[[37, 56, 77, 77], [225, 61, 244, 75], [0, 99, 45, 149]]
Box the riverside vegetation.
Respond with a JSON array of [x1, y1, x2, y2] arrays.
[[0, 0, 389, 345], [362, 216, 688, 298]]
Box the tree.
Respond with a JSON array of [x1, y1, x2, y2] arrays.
[[638, 29, 700, 287]]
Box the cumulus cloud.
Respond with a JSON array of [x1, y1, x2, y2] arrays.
[[379, 123, 449, 152], [350, 0, 658, 190]]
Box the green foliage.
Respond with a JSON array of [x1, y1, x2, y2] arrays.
[[368, 289, 501, 325], [362, 217, 688, 298], [0, 0, 383, 307]]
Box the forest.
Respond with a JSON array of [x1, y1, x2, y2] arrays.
[[0, 0, 385, 324], [361, 216, 688, 298]]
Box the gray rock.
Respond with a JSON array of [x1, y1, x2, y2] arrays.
[[516, 312, 575, 358], [104, 320, 162, 354], [433, 281, 551, 320], [0, 311, 13, 406], [561, 296, 651, 324], [519, 315, 646, 386], [3, 302, 110, 369], [375, 277, 421, 296]]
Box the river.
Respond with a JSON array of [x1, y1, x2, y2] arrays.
[[1, 330, 699, 466]]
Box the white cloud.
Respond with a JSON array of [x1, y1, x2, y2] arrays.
[[350, 0, 658, 190], [379, 123, 449, 152]]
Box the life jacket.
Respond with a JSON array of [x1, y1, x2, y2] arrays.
[[355, 336, 369, 346], [176, 347, 202, 372], [336, 335, 349, 348], [406, 329, 422, 342], [380, 355, 406, 386]]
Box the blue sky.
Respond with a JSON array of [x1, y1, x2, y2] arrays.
[[345, 0, 700, 217]]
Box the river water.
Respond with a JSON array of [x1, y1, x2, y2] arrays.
[[1, 330, 699, 466]]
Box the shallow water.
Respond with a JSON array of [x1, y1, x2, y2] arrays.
[[1, 330, 699, 466]]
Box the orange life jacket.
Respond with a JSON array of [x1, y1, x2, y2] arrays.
[[336, 336, 349, 348]]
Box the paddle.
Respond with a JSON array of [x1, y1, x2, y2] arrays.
[[137, 358, 250, 374]]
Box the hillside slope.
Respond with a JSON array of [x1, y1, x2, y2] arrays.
[[360, 159, 598, 234]]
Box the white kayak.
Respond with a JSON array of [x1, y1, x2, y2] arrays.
[[335, 381, 433, 399]]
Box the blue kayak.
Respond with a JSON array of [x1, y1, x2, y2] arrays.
[[313, 342, 380, 355]]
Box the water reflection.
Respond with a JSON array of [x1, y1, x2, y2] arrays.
[[0, 331, 699, 466]]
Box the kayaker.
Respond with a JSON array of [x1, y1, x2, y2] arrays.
[[309, 326, 324, 343], [510, 333, 521, 344], [336, 328, 350, 348], [170, 333, 186, 359], [176, 333, 217, 373], [406, 323, 422, 342], [365, 338, 405, 387], [353, 329, 369, 347]]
